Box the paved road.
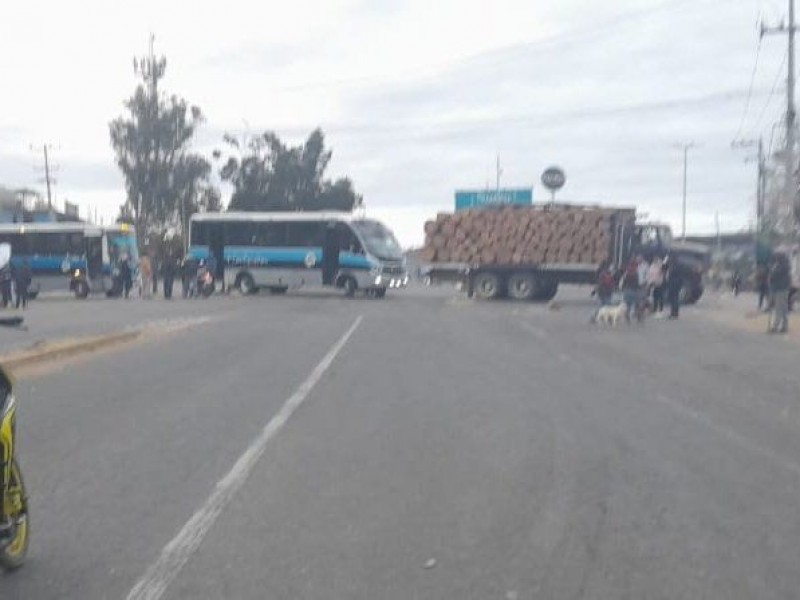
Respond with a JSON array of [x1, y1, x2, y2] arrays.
[[3, 287, 800, 599]]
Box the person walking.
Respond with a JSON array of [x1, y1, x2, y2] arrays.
[[620, 259, 641, 323], [591, 263, 615, 322], [648, 258, 665, 315], [162, 253, 177, 300], [768, 253, 791, 334], [0, 263, 12, 308], [755, 263, 770, 311], [139, 254, 153, 299], [182, 256, 198, 298], [120, 255, 133, 299], [13, 259, 31, 309], [731, 270, 742, 296], [665, 255, 683, 320]]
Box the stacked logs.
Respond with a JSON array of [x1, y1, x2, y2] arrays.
[[421, 205, 624, 266]]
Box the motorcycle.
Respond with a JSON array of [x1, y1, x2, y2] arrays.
[[0, 363, 29, 571], [196, 264, 215, 298]]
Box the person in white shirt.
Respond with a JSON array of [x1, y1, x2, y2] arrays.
[[647, 258, 666, 314]]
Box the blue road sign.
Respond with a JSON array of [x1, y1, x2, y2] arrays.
[[455, 188, 533, 211]]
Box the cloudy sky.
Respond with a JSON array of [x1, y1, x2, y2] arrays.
[[0, 0, 788, 246]]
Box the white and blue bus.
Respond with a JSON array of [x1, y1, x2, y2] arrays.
[[188, 212, 408, 297], [0, 222, 138, 298]]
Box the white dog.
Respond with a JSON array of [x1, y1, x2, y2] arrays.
[[595, 303, 627, 326]]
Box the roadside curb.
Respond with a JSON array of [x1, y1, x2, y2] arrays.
[[0, 330, 142, 370]]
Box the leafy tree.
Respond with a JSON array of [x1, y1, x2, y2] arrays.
[[109, 51, 217, 245], [214, 128, 362, 212]]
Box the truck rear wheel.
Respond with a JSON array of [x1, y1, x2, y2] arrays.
[[473, 272, 501, 300], [534, 282, 559, 302], [508, 272, 536, 301]]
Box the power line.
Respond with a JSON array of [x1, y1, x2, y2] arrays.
[[734, 36, 763, 141]]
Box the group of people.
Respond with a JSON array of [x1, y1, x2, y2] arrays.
[[0, 259, 32, 309], [594, 254, 685, 323], [754, 253, 793, 335], [113, 252, 219, 300]]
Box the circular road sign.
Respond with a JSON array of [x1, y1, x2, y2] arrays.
[[541, 166, 566, 192]]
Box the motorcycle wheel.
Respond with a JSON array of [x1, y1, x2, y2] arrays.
[[0, 459, 29, 570]]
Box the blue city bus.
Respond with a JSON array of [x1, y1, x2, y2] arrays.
[[0, 222, 138, 299], [189, 212, 407, 297]]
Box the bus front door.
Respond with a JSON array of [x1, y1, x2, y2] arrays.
[[86, 235, 104, 285], [322, 224, 339, 286]]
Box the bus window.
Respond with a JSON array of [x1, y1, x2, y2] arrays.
[[224, 221, 254, 246], [254, 222, 286, 246], [191, 221, 209, 246], [337, 223, 363, 254], [286, 222, 323, 248]]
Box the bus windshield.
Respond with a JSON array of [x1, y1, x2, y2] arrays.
[[107, 229, 139, 264], [351, 220, 404, 261]]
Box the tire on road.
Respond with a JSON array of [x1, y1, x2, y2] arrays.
[[472, 272, 502, 300], [507, 272, 536, 301], [533, 281, 559, 302], [73, 281, 89, 299], [236, 273, 257, 295], [338, 275, 357, 298]]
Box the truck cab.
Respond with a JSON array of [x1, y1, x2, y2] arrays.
[[631, 223, 710, 304]]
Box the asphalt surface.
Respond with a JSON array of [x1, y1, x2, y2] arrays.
[[3, 286, 800, 599]]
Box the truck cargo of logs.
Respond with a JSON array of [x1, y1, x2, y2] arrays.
[[421, 204, 620, 267]]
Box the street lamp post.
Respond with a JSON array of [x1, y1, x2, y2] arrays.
[[678, 142, 696, 241]]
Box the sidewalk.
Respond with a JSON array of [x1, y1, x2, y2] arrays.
[[697, 290, 799, 342]]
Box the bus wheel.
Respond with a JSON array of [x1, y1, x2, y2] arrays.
[[236, 273, 256, 296], [341, 276, 357, 298], [74, 281, 89, 299]]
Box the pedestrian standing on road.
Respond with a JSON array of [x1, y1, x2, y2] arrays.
[[731, 270, 742, 297], [151, 255, 159, 296], [756, 263, 770, 311], [648, 258, 665, 315], [665, 255, 683, 320], [162, 253, 177, 300], [120, 255, 133, 299], [140, 254, 153, 299], [591, 262, 616, 323], [768, 252, 791, 334], [621, 259, 641, 323], [182, 256, 198, 298], [13, 259, 31, 309], [0, 263, 12, 308]]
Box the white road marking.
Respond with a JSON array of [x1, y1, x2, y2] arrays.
[[654, 394, 800, 478], [125, 315, 364, 600]]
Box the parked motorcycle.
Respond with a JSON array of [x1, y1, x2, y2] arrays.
[[0, 364, 29, 570]]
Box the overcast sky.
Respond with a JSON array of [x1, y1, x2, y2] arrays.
[[0, 0, 788, 246]]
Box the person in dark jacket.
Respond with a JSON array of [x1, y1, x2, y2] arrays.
[[620, 259, 641, 323], [162, 253, 177, 300], [13, 259, 32, 309], [0, 264, 12, 308], [665, 255, 683, 319], [768, 252, 791, 334], [119, 256, 133, 299], [182, 257, 198, 298], [755, 263, 770, 311], [591, 263, 616, 322]]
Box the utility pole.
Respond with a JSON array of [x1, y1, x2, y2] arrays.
[[43, 145, 53, 208], [732, 138, 767, 231], [495, 155, 502, 193], [677, 142, 695, 240], [761, 0, 797, 229]]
